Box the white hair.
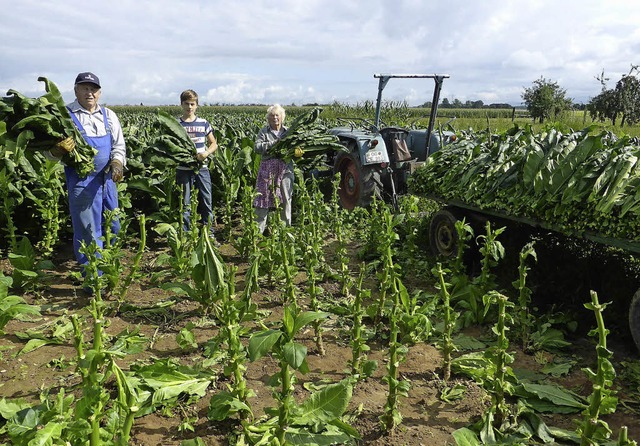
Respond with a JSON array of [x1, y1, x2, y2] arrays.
[[267, 104, 285, 121]]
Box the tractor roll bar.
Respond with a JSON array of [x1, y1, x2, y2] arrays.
[[373, 74, 450, 154]]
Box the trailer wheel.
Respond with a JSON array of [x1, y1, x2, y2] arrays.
[[334, 152, 380, 210], [429, 209, 459, 257], [630, 288, 640, 353]]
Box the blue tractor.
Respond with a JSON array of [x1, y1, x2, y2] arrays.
[[327, 74, 456, 209]]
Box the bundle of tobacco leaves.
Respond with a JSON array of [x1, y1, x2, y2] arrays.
[[269, 107, 346, 167], [0, 77, 97, 177], [142, 109, 199, 170]]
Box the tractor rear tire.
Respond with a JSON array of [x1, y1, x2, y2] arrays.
[[630, 288, 640, 354], [334, 152, 380, 210], [429, 209, 459, 258]]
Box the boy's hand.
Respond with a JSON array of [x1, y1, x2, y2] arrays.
[[196, 152, 208, 162]]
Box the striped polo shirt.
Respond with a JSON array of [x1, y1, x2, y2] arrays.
[[178, 116, 213, 169]]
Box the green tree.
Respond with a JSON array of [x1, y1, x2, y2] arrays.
[[588, 87, 619, 125], [522, 77, 573, 123], [615, 65, 640, 126], [588, 66, 640, 127]]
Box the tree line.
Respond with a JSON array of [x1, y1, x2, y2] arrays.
[[433, 64, 640, 126]]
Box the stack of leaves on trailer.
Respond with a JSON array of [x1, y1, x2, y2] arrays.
[[0, 77, 97, 177], [408, 124, 640, 241]]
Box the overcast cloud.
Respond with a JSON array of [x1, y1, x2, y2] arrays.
[[1, 0, 639, 107]]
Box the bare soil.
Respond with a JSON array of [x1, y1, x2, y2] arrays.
[[1, 239, 639, 446]]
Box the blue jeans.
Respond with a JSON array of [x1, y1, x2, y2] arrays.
[[176, 167, 213, 231]]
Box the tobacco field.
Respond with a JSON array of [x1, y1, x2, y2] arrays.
[[1, 84, 640, 445]]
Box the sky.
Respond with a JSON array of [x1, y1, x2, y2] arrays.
[[1, 0, 639, 108]]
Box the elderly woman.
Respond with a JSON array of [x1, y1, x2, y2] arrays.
[[253, 104, 294, 233]]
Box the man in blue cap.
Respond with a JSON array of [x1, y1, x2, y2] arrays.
[[51, 72, 127, 285]]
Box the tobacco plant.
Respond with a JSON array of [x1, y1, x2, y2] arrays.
[[69, 241, 147, 445], [372, 201, 401, 325], [234, 178, 261, 261], [349, 263, 377, 380], [577, 290, 618, 445], [409, 125, 640, 242], [482, 290, 515, 428], [208, 264, 256, 423], [247, 303, 358, 445], [297, 177, 329, 354], [451, 221, 505, 327], [257, 185, 287, 286], [162, 227, 226, 314], [114, 213, 147, 303], [20, 155, 65, 257], [0, 154, 24, 253], [453, 219, 474, 276], [152, 184, 200, 281], [0, 272, 40, 333], [378, 205, 410, 432], [89, 208, 131, 295], [7, 236, 55, 293], [330, 175, 351, 296], [434, 262, 459, 382], [277, 219, 298, 306], [359, 196, 385, 261], [513, 241, 537, 351], [212, 145, 242, 240]]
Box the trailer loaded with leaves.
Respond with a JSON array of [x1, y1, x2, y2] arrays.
[[408, 124, 640, 352]]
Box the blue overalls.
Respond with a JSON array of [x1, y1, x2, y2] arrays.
[[65, 107, 120, 267]]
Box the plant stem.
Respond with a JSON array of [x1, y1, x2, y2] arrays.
[[277, 359, 293, 444]]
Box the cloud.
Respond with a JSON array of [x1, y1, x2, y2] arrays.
[[1, 0, 639, 106]]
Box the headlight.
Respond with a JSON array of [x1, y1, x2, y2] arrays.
[[365, 150, 385, 163]]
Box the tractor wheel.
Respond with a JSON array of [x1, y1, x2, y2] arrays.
[[334, 152, 380, 210], [630, 288, 640, 354], [429, 209, 459, 258]]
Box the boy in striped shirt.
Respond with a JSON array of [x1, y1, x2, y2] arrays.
[[177, 89, 218, 237]]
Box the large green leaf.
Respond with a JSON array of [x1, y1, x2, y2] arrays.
[[516, 381, 586, 412], [285, 426, 356, 446], [293, 311, 329, 336], [0, 289, 40, 331], [29, 420, 65, 445], [294, 380, 353, 424], [208, 391, 252, 421], [15, 338, 62, 356], [130, 359, 216, 407], [0, 398, 32, 419], [452, 427, 481, 446], [248, 329, 282, 361], [282, 341, 307, 370]]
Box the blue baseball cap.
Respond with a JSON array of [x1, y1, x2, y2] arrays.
[[74, 72, 101, 88]]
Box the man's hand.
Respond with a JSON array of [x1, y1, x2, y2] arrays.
[[196, 152, 209, 162], [51, 136, 76, 158], [110, 159, 124, 182]]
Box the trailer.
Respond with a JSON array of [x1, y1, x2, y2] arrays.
[[427, 198, 640, 354]]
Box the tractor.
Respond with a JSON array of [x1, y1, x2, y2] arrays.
[[325, 74, 456, 209]]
